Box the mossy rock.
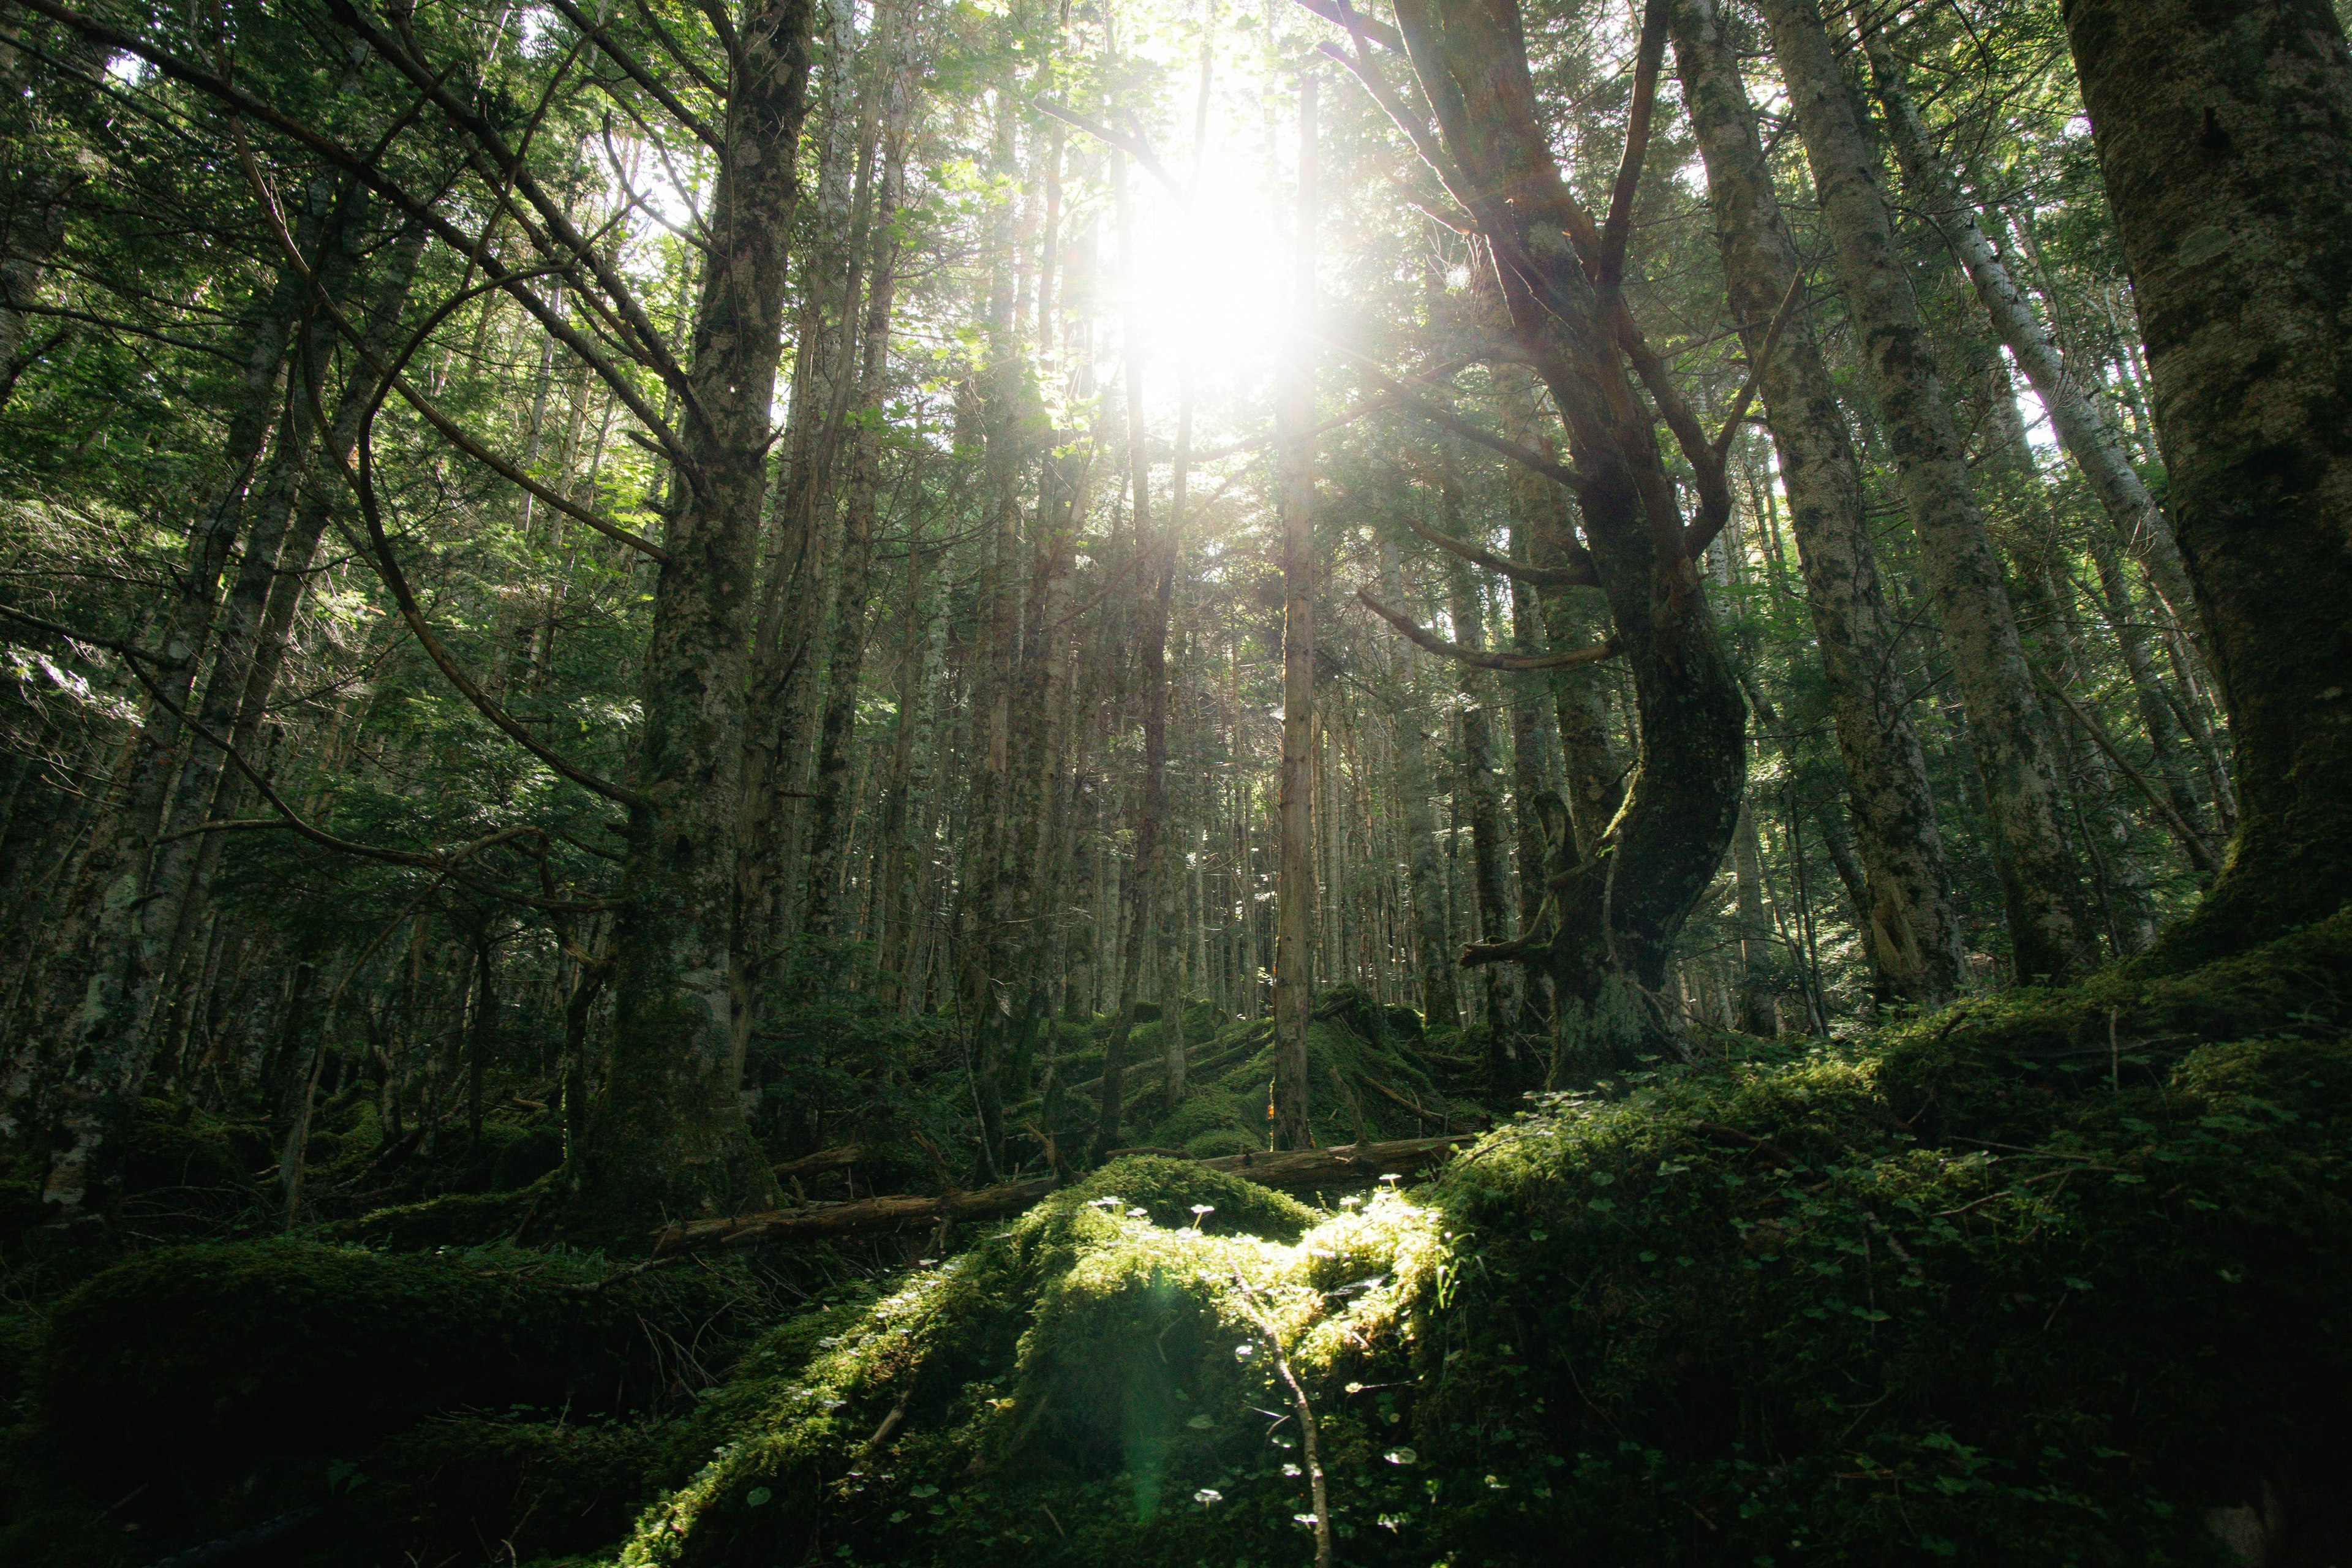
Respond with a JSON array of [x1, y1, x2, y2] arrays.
[[41, 1238, 732, 1455], [1059, 1155, 1319, 1242]]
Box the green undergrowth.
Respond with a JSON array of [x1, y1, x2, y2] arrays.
[[589, 919, 2352, 1567], [0, 1234, 796, 1567], [1093, 986, 1469, 1160]]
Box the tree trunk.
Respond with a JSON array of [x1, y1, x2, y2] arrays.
[[1269, 70, 1317, 1151], [1377, 541, 1459, 1032], [1759, 0, 2094, 987], [1670, 0, 1962, 1007], [805, 1, 914, 935], [1389, 0, 1746, 1077], [573, 0, 813, 1235], [1860, 20, 2206, 666], [2057, 0, 2352, 962], [33, 181, 343, 1210]]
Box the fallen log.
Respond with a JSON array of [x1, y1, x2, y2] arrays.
[[652, 1133, 1477, 1255]]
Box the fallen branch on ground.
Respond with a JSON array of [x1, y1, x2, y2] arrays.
[[651, 1134, 1478, 1254]]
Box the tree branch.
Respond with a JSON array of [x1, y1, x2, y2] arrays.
[[1357, 589, 1619, 671], [1598, 0, 1672, 284], [1400, 513, 1595, 589]]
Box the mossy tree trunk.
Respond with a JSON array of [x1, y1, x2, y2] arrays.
[[1670, 0, 1963, 1009], [1380, 0, 1747, 1077], [1376, 540, 1461, 1034], [2057, 0, 2352, 963], [1270, 70, 1318, 1151], [1759, 0, 2095, 987], [573, 0, 814, 1235]]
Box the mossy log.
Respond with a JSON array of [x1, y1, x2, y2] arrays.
[[652, 1134, 1476, 1253]]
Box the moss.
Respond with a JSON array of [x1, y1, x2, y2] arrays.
[[584, 932, 2352, 1568], [40, 1238, 736, 1455], [314, 1170, 557, 1250], [1118, 986, 1465, 1160], [114, 1100, 259, 1197]]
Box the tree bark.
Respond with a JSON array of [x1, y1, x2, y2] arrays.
[[1759, 0, 2094, 987], [1270, 70, 1318, 1151], [1383, 0, 1747, 1077], [1859, 20, 2206, 667], [1377, 540, 1460, 1031], [2057, 0, 2352, 962], [573, 0, 814, 1234], [1670, 0, 1962, 1007]]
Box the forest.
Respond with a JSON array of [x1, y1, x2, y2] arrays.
[[0, 0, 2349, 1561]]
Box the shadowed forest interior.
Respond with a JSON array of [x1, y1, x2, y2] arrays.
[[1, 0, 2351, 1562]]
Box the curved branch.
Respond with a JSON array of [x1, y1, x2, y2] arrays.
[[336, 411, 649, 810], [1684, 275, 1806, 558], [99, 647, 612, 911], [1310, 329, 1592, 496], [13, 0, 696, 475], [1357, 589, 1619, 671], [1402, 513, 1595, 589], [1292, 0, 1404, 51], [366, 265, 675, 564], [1033, 99, 1185, 199]]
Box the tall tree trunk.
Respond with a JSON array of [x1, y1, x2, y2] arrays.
[[32, 182, 342, 1209], [1378, 540, 1460, 1031], [1759, 0, 2094, 986], [807, 0, 914, 934], [1269, 70, 1317, 1151], [2057, 0, 2352, 962], [1670, 0, 1962, 1007], [573, 0, 813, 1234]]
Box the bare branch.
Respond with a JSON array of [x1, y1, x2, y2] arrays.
[[1290, 0, 1405, 52], [1310, 330, 1592, 497], [1400, 513, 1596, 589], [1033, 99, 1185, 199], [1357, 589, 1619, 671]]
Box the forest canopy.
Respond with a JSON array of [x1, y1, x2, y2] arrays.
[[1, 0, 2349, 1562]]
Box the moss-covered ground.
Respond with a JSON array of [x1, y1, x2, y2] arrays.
[[4, 919, 2351, 1566]]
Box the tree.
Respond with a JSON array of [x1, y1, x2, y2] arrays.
[[2057, 0, 2352, 962]]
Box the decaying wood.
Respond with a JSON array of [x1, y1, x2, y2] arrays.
[[651, 1133, 1477, 1254]]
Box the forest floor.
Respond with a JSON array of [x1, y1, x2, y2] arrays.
[[5, 916, 2351, 1568]]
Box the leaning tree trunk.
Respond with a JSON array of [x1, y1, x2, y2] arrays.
[[1859, 21, 2206, 667], [1760, 0, 2095, 987], [573, 0, 813, 1235], [1670, 0, 1963, 1008], [2056, 0, 2352, 962]]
